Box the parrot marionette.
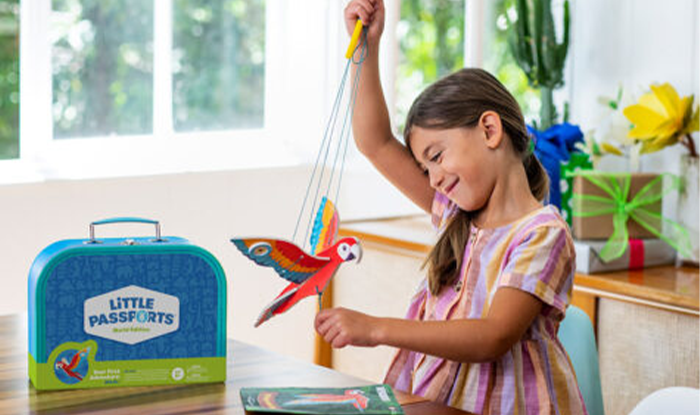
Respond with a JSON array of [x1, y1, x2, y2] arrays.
[[231, 22, 369, 328], [231, 198, 362, 327]]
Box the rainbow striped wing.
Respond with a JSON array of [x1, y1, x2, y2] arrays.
[[309, 197, 340, 255], [231, 238, 330, 284]]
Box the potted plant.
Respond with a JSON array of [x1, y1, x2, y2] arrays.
[[507, 0, 569, 130]]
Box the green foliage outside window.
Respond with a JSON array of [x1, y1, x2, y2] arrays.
[[0, 0, 18, 160], [52, 0, 154, 138], [173, 0, 265, 132], [51, 0, 265, 140]]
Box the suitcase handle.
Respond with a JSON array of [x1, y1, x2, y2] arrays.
[[88, 217, 164, 244]]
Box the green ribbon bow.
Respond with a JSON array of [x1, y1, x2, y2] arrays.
[[570, 171, 692, 262]]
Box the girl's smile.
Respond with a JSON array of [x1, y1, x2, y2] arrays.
[[443, 178, 459, 196]]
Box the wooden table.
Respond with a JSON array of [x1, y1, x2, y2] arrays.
[[0, 314, 471, 415], [572, 265, 699, 320]]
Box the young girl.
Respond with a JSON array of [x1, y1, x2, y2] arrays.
[[314, 1, 588, 414]]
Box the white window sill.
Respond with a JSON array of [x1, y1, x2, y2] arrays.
[[0, 129, 304, 185]]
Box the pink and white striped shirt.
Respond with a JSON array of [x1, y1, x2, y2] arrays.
[[384, 192, 588, 415]]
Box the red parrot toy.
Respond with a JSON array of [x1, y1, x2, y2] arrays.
[[231, 236, 362, 327]]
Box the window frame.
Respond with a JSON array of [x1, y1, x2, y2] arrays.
[[11, 0, 328, 182]]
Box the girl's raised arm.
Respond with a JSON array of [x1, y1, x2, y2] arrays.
[[345, 0, 434, 213]]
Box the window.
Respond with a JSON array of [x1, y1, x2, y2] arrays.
[[9, 0, 290, 180], [0, 0, 18, 160], [51, 0, 265, 139], [10, 0, 546, 181]]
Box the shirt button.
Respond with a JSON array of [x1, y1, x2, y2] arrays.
[[455, 280, 463, 292]]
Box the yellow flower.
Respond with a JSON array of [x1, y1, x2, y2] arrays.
[[623, 83, 698, 154]]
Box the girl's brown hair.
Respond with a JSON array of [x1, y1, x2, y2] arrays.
[[404, 68, 549, 295]]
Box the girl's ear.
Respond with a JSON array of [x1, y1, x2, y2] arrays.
[[479, 111, 504, 149]]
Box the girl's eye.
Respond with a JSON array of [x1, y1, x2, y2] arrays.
[[430, 151, 442, 163]]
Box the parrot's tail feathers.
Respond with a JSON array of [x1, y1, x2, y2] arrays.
[[254, 287, 300, 327]]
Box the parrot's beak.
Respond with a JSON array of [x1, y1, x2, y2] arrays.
[[349, 243, 362, 264]]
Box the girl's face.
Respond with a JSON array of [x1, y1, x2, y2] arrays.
[[410, 125, 496, 212]]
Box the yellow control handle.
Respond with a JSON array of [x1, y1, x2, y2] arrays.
[[345, 20, 364, 59]]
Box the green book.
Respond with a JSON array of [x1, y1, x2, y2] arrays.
[[240, 384, 404, 414]]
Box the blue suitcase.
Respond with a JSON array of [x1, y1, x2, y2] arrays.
[[28, 217, 227, 390]]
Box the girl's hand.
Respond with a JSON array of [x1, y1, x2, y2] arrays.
[[344, 0, 385, 46], [315, 307, 382, 348]]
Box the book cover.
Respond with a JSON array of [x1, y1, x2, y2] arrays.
[[240, 384, 404, 414]]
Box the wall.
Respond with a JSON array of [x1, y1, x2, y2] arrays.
[[569, 0, 699, 177]]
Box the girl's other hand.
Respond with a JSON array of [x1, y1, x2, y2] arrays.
[[344, 0, 385, 46], [315, 307, 381, 348]]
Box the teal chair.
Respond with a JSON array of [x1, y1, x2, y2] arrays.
[[559, 305, 605, 415]]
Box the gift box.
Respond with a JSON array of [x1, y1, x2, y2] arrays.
[[560, 152, 593, 226], [574, 238, 676, 274], [570, 171, 693, 263], [571, 172, 662, 240]]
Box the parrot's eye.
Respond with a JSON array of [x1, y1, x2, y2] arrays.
[[250, 242, 271, 257]]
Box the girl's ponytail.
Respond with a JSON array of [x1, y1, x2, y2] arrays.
[[425, 210, 471, 295], [523, 148, 550, 203]]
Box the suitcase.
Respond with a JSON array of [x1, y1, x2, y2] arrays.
[[28, 217, 227, 390]]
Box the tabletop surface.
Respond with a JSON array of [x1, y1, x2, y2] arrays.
[[340, 215, 699, 312], [0, 314, 472, 415]]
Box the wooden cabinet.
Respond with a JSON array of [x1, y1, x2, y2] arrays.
[[573, 267, 699, 415], [316, 215, 699, 415]]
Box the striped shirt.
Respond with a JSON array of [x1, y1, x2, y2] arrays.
[[384, 192, 588, 415]]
